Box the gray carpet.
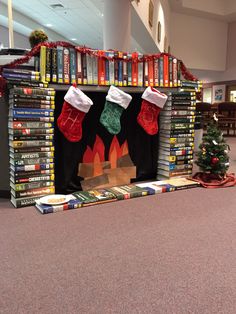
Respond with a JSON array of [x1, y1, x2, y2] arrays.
[[0, 138, 236, 314]]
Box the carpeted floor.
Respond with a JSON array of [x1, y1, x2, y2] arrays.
[[0, 138, 236, 314]]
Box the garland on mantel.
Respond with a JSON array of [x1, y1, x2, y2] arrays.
[[0, 41, 198, 95]]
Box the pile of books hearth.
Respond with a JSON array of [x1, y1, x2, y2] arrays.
[[8, 77, 56, 207], [35, 178, 200, 214], [157, 91, 196, 179]]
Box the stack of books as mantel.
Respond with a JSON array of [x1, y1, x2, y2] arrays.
[[6, 68, 56, 207], [157, 91, 196, 180]]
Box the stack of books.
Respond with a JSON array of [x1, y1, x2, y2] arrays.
[[35, 178, 200, 215], [157, 91, 196, 180], [39, 46, 183, 88], [8, 83, 56, 207], [35, 184, 152, 214]]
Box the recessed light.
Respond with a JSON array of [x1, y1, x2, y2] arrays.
[[50, 4, 64, 9], [45, 23, 53, 27], [71, 38, 77, 41]]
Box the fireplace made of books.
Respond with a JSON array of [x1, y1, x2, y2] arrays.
[[54, 91, 159, 194]]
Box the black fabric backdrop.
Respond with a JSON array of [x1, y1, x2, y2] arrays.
[[54, 91, 159, 193]]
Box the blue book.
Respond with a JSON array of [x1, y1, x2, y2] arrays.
[[9, 108, 54, 118], [35, 198, 83, 214], [69, 48, 76, 84], [57, 47, 63, 83], [118, 60, 123, 86]]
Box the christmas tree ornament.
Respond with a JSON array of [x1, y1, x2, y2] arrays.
[[212, 140, 218, 145], [57, 86, 93, 142], [100, 85, 132, 135], [137, 86, 167, 135], [211, 157, 219, 165]]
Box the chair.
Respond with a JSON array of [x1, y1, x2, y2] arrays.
[[217, 102, 236, 136], [196, 102, 214, 130]]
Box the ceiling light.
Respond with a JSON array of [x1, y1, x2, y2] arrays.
[[45, 23, 53, 27], [50, 4, 64, 9], [71, 38, 77, 41]]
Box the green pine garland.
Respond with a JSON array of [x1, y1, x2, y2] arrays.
[[195, 123, 230, 175]]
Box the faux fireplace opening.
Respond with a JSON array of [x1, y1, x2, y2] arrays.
[[54, 91, 159, 194]]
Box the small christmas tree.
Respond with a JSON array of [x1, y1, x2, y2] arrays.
[[195, 122, 230, 176]]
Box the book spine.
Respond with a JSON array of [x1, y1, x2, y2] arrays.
[[76, 51, 82, 84], [131, 52, 138, 86], [9, 108, 54, 118], [11, 151, 54, 159], [123, 52, 128, 87], [45, 47, 51, 82], [104, 52, 110, 86], [10, 135, 54, 141], [10, 140, 53, 148], [3, 68, 40, 75], [92, 54, 98, 85], [98, 51, 105, 85], [82, 53, 87, 84], [51, 48, 57, 83], [10, 116, 53, 121], [148, 58, 154, 86], [10, 103, 54, 110], [118, 54, 123, 86], [163, 54, 169, 87], [169, 56, 173, 87], [69, 48, 76, 84], [63, 48, 70, 84], [40, 46, 46, 82], [7, 81, 48, 88], [177, 59, 181, 86], [159, 55, 164, 87], [114, 52, 119, 86], [11, 195, 41, 208], [3, 73, 40, 81], [108, 52, 114, 85], [86, 54, 93, 85], [144, 58, 148, 87], [11, 157, 53, 166], [10, 146, 54, 153], [127, 56, 132, 86], [154, 57, 159, 87], [57, 47, 63, 83], [138, 58, 143, 87], [12, 186, 55, 198], [9, 128, 54, 135], [12, 174, 55, 184], [10, 94, 55, 101], [11, 87, 55, 96], [172, 58, 178, 87], [12, 181, 54, 192]]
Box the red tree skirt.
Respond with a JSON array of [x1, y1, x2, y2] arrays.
[[192, 172, 236, 188]]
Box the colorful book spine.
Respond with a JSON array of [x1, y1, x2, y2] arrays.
[[51, 48, 57, 83], [163, 54, 169, 87], [45, 48, 51, 82], [69, 48, 77, 84], [63, 48, 70, 84], [76, 50, 83, 84], [57, 47, 64, 83], [154, 57, 159, 87], [40, 46, 46, 82]]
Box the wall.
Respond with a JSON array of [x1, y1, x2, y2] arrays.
[[0, 25, 30, 49], [222, 21, 236, 81], [131, 0, 171, 53], [170, 12, 228, 71]]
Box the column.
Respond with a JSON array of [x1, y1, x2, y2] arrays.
[[103, 0, 131, 51]]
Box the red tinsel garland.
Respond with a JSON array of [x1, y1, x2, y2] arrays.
[[0, 41, 199, 96]]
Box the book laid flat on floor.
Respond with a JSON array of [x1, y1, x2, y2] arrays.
[[35, 197, 83, 214], [72, 189, 117, 206], [136, 177, 200, 193]]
